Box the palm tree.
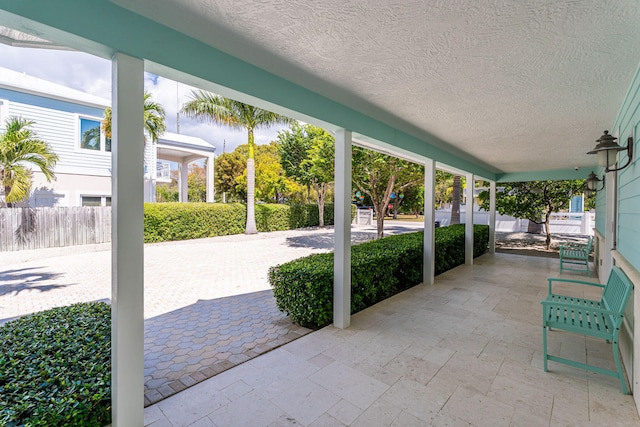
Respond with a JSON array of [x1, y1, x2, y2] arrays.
[[182, 90, 293, 234], [0, 117, 58, 207], [101, 91, 166, 145]]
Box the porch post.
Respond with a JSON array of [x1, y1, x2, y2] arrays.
[[489, 181, 496, 254], [465, 172, 474, 265], [179, 161, 189, 202], [206, 155, 215, 202], [334, 129, 352, 329], [111, 52, 144, 427], [423, 159, 435, 285]]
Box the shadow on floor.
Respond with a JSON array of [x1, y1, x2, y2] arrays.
[[143, 289, 311, 406], [0, 267, 72, 297]]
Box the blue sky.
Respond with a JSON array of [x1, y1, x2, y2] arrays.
[[0, 43, 289, 153]]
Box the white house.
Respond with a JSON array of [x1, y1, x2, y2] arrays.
[[0, 66, 215, 207]]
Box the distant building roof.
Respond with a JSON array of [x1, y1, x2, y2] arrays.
[[158, 131, 216, 153], [0, 66, 109, 108]]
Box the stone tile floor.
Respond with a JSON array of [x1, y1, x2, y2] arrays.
[[145, 253, 639, 426], [143, 290, 311, 406]]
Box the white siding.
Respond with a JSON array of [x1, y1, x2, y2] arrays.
[[8, 101, 111, 175]]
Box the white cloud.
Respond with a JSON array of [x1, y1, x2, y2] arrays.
[[0, 43, 292, 153], [0, 44, 111, 98]]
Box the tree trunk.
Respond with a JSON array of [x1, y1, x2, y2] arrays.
[[392, 194, 400, 219], [4, 184, 13, 207], [245, 157, 258, 234], [544, 213, 551, 250], [316, 183, 326, 227], [451, 175, 461, 224], [245, 129, 258, 234], [375, 207, 385, 239]]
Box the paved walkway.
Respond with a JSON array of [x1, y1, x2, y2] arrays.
[[144, 253, 639, 426], [0, 221, 424, 405]]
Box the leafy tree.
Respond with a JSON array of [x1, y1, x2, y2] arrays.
[[277, 123, 335, 226], [216, 143, 304, 204], [399, 184, 424, 218], [156, 182, 179, 202], [435, 170, 453, 208], [478, 180, 585, 250], [215, 151, 247, 202], [182, 90, 293, 234], [352, 147, 423, 238], [0, 117, 58, 207], [187, 163, 207, 202], [101, 91, 166, 146], [254, 142, 300, 203]]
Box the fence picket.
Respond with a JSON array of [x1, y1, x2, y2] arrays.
[[0, 207, 112, 252]]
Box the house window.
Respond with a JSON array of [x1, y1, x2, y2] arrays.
[[81, 195, 111, 206], [0, 99, 8, 126], [79, 117, 110, 152]]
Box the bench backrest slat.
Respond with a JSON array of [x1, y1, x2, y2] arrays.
[[601, 266, 633, 326], [585, 237, 594, 252]]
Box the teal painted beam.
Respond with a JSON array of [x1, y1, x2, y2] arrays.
[[497, 168, 593, 183], [0, 0, 498, 179]]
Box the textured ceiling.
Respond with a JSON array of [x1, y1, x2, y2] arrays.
[[116, 0, 640, 173]]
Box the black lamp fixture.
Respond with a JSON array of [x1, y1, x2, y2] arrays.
[[587, 130, 634, 172], [585, 171, 605, 197]]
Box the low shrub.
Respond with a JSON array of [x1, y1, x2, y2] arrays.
[[0, 302, 111, 427], [144, 202, 246, 242], [144, 202, 352, 243], [270, 224, 489, 329]]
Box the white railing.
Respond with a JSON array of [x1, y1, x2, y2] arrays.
[[353, 207, 374, 226], [156, 161, 171, 180]]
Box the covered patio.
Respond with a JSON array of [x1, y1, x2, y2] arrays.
[[1, 1, 639, 425], [144, 253, 638, 426]]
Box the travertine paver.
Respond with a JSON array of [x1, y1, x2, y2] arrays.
[[0, 221, 424, 405]]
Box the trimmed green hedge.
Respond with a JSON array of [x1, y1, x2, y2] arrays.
[[269, 224, 489, 329], [0, 303, 111, 427], [144, 202, 347, 243]]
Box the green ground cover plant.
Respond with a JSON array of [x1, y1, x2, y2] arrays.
[[144, 202, 349, 242], [0, 302, 111, 427], [269, 224, 489, 329]]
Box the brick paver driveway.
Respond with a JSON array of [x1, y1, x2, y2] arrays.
[[0, 221, 423, 405]]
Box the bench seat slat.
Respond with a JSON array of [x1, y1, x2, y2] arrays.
[[541, 265, 633, 394]]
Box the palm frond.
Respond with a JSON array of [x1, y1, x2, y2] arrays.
[[0, 117, 58, 204]]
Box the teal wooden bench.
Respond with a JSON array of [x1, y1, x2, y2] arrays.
[[541, 265, 633, 393], [559, 236, 593, 276]]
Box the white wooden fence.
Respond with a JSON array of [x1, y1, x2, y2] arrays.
[[435, 208, 595, 235], [0, 207, 111, 251]]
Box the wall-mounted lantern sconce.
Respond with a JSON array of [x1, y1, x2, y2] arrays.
[[587, 130, 634, 172], [585, 171, 605, 197]]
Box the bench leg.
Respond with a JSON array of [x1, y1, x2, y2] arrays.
[[586, 260, 591, 277], [543, 326, 548, 372], [612, 340, 629, 394]]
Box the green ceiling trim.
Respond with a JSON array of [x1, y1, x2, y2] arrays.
[[497, 168, 591, 183]]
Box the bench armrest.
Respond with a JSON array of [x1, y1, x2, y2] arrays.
[[541, 300, 624, 319], [547, 277, 605, 295], [560, 242, 588, 249]]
